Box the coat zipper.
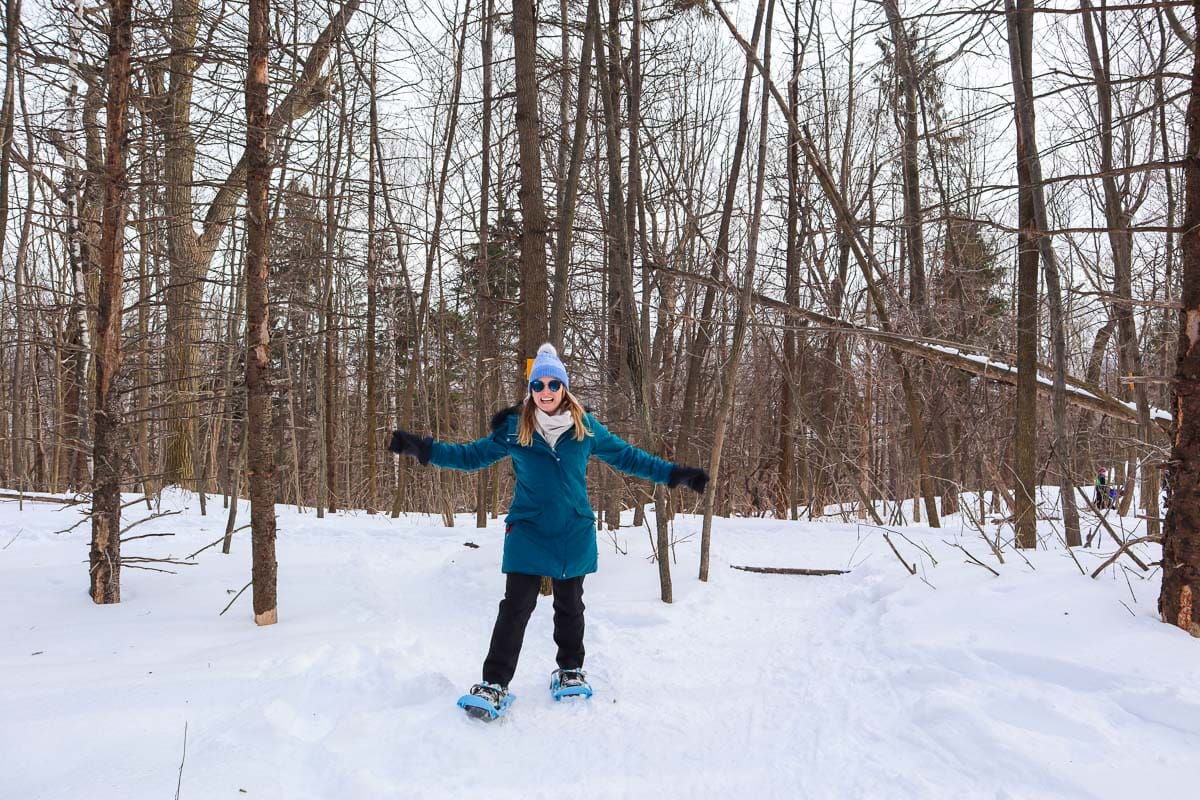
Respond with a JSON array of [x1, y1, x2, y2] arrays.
[[533, 432, 568, 577]]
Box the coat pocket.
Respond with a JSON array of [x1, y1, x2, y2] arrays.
[[504, 507, 542, 526]]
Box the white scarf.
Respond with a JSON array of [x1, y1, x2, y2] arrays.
[[535, 408, 575, 450]]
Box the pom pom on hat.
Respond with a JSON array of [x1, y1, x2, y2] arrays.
[[529, 342, 570, 392]]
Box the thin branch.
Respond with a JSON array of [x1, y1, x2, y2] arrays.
[[947, 542, 1001, 577], [175, 722, 188, 800], [882, 532, 918, 575], [120, 532, 176, 544], [1090, 535, 1163, 579], [219, 581, 253, 616]]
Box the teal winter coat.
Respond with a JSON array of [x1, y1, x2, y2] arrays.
[[429, 406, 676, 579]]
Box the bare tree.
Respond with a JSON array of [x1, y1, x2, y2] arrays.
[[89, 0, 132, 604], [1160, 0, 1200, 638], [246, 0, 277, 626]]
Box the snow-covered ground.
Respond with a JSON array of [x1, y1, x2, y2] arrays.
[[1, 489, 1197, 799]]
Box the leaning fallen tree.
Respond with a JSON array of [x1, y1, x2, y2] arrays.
[[649, 262, 1169, 431]]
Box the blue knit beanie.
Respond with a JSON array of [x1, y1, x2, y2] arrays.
[[528, 343, 569, 392]]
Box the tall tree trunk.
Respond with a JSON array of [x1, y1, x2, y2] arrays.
[[2, 0, 23, 486], [673, 0, 767, 468], [883, 0, 946, 526], [65, 0, 92, 491], [388, 0, 469, 517], [881, 0, 925, 313], [156, 0, 361, 488], [701, 0, 775, 581], [779, 0, 807, 520], [246, 0, 277, 626], [1160, 0, 1200, 638], [0, 0, 18, 266], [513, 0, 554, 594], [594, 0, 670, 598], [89, 0, 132, 605], [475, 0, 496, 528], [549, 0, 599, 344], [1006, 0, 1040, 549], [161, 0, 202, 488], [365, 50, 379, 512], [1006, 0, 1080, 546], [513, 0, 549, 359], [1079, 0, 1158, 534]]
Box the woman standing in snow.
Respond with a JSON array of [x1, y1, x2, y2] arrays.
[[388, 344, 708, 719]]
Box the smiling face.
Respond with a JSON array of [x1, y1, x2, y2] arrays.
[[530, 376, 565, 414]]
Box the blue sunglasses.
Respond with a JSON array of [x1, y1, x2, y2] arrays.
[[530, 379, 563, 393]]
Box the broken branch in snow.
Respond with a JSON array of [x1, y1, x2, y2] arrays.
[[175, 722, 188, 800], [947, 542, 1001, 577], [122, 564, 180, 575], [220, 581, 253, 616], [187, 525, 250, 560], [960, 493, 1006, 566], [119, 509, 183, 536], [1090, 535, 1163, 579], [882, 533, 917, 575], [857, 522, 939, 566], [1076, 488, 1151, 571], [729, 565, 850, 576], [893, 529, 938, 566], [0, 491, 84, 505], [120, 556, 196, 568], [120, 531, 176, 544]]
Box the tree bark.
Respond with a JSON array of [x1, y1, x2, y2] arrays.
[[1160, 0, 1200, 638], [513, 0, 550, 359], [701, 0, 775, 581], [2, 0, 24, 486], [89, 0, 132, 605], [475, 0, 496, 529], [549, 0, 599, 345], [156, 0, 361, 488], [246, 0, 277, 626], [1005, 0, 1040, 549], [365, 49, 379, 512], [673, 0, 767, 468], [881, 0, 926, 313], [1006, 0, 1081, 546], [1079, 0, 1158, 535]]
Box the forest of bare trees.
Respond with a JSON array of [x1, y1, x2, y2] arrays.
[[0, 0, 1196, 633]]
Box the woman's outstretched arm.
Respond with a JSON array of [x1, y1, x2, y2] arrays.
[[388, 428, 509, 472], [588, 416, 708, 493], [588, 416, 675, 484]]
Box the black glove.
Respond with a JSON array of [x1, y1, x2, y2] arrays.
[[388, 429, 433, 465], [668, 465, 709, 494]]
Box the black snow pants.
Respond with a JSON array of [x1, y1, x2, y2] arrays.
[[481, 572, 585, 687]]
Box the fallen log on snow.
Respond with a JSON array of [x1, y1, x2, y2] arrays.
[[730, 565, 849, 576]]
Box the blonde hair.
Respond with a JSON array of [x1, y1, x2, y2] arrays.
[[516, 390, 593, 447]]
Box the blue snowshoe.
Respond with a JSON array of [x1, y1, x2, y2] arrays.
[[550, 668, 592, 701], [457, 682, 514, 722]]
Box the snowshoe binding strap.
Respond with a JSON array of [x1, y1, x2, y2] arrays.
[[457, 682, 513, 721]]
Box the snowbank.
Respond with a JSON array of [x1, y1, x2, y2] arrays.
[[1, 490, 1196, 799]]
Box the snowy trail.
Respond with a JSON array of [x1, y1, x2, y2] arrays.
[[1, 492, 1197, 799]]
